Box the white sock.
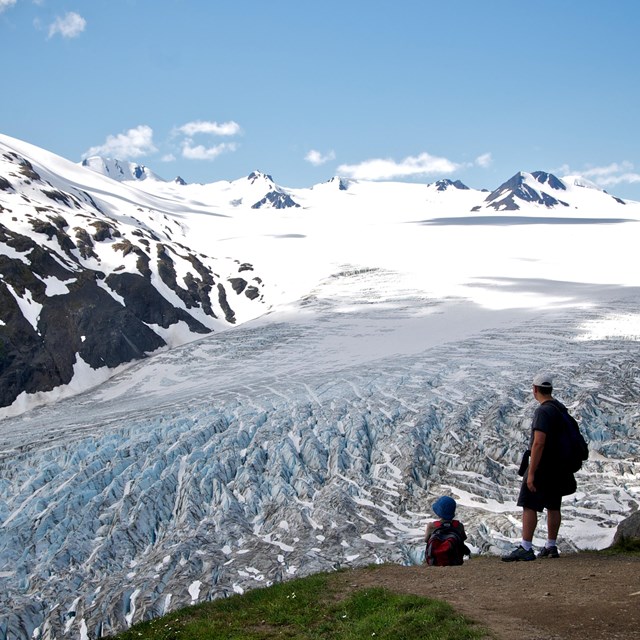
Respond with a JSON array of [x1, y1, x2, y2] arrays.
[[521, 540, 533, 551], [546, 540, 557, 548]]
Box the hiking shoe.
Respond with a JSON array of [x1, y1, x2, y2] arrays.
[[538, 545, 560, 559], [501, 545, 536, 562]]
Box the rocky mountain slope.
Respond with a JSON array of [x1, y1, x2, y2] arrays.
[[0, 140, 268, 411]]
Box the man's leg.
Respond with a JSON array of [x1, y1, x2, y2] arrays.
[[547, 508, 561, 540], [522, 507, 538, 544], [538, 508, 562, 558], [503, 480, 541, 561], [502, 507, 538, 561]]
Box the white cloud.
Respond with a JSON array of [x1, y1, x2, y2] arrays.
[[595, 172, 640, 187], [305, 149, 336, 166], [475, 152, 492, 168], [0, 0, 17, 14], [48, 12, 86, 39], [176, 120, 241, 137], [181, 141, 237, 160], [563, 161, 640, 188], [172, 120, 241, 161], [582, 161, 633, 179], [337, 152, 459, 181], [83, 125, 157, 159]]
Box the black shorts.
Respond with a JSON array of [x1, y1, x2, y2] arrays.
[[517, 480, 562, 512]]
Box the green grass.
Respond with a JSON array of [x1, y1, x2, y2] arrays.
[[111, 571, 486, 640], [603, 537, 640, 554]]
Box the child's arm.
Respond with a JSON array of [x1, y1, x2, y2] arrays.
[[425, 521, 436, 541]]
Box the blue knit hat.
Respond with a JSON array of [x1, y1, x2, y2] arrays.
[[432, 496, 457, 521]]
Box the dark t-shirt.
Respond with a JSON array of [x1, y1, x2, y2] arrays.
[[530, 398, 576, 493], [531, 399, 565, 454]]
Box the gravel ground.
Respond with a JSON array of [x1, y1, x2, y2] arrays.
[[332, 553, 640, 640]]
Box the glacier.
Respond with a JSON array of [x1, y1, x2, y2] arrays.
[[1, 270, 639, 639]]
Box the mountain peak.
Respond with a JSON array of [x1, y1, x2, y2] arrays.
[[531, 171, 566, 191], [433, 178, 470, 192], [326, 176, 351, 190], [247, 170, 275, 185], [82, 156, 164, 182], [482, 171, 569, 211]]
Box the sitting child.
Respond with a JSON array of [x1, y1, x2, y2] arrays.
[[424, 496, 470, 566]]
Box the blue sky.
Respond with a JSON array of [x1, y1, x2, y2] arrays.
[[2, 0, 640, 199]]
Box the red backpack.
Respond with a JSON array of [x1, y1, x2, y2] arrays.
[[425, 520, 467, 566]]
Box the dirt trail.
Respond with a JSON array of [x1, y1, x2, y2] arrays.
[[333, 554, 640, 640]]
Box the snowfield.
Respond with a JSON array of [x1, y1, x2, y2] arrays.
[[1, 133, 640, 639]]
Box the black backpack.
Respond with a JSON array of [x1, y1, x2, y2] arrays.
[[425, 520, 468, 566], [546, 404, 589, 473]]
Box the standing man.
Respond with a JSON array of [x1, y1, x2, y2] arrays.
[[502, 372, 577, 561]]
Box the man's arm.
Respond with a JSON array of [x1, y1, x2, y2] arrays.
[[527, 429, 546, 493]]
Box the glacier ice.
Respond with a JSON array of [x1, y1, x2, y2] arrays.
[[1, 285, 639, 639]]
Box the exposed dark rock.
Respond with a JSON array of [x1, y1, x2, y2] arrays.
[[434, 179, 469, 191], [29, 219, 59, 239], [1, 226, 75, 281], [0, 267, 167, 407], [42, 190, 74, 207], [0, 252, 48, 299], [133, 165, 147, 180], [217, 283, 236, 324], [185, 253, 216, 284], [73, 227, 98, 260], [16, 157, 41, 182], [28, 218, 77, 256], [112, 239, 151, 277], [322, 177, 350, 191], [531, 171, 567, 190], [245, 286, 260, 300], [39, 273, 167, 370], [251, 191, 301, 209], [48, 214, 68, 230], [0, 283, 62, 406], [228, 277, 247, 294], [105, 272, 210, 333], [183, 273, 214, 318], [90, 220, 118, 241], [79, 191, 105, 214], [156, 244, 223, 318], [0, 176, 13, 191], [248, 171, 275, 184]]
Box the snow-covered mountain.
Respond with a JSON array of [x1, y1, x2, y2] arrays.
[[81, 157, 165, 183], [1, 133, 640, 640], [0, 136, 269, 412], [477, 170, 627, 212]]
